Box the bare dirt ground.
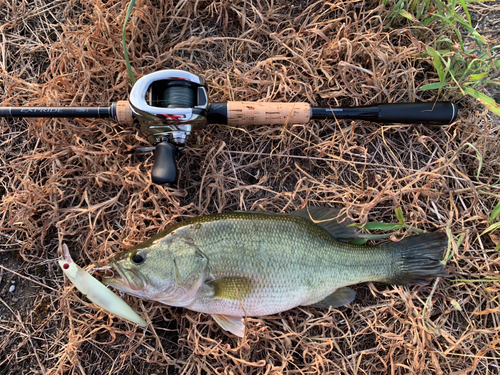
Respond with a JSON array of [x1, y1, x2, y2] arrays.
[[0, 0, 499, 374]]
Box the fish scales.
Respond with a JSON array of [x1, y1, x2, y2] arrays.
[[184, 213, 388, 316], [104, 209, 448, 336]]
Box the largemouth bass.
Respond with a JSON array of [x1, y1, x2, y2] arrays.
[[104, 208, 448, 337]]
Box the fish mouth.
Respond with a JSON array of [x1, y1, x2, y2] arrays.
[[103, 261, 145, 293]]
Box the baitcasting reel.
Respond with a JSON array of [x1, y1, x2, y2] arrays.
[[127, 70, 210, 184], [0, 69, 458, 185]]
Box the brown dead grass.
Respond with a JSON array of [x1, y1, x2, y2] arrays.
[[0, 0, 499, 374]]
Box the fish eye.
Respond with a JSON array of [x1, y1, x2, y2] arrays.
[[131, 252, 145, 265]]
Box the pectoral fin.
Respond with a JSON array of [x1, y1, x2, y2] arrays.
[[306, 287, 356, 308], [212, 314, 245, 337], [206, 277, 253, 300]]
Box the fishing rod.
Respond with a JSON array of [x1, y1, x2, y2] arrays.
[[0, 70, 457, 185]]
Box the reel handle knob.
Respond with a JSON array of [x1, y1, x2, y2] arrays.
[[151, 141, 178, 185]]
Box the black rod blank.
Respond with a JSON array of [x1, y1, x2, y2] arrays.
[[0, 106, 113, 118]]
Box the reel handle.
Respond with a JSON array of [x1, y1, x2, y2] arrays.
[[151, 141, 178, 185]]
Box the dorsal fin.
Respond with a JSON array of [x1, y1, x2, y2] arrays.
[[291, 207, 359, 240]]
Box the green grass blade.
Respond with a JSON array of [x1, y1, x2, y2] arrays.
[[426, 46, 446, 83], [480, 221, 500, 236], [457, 0, 472, 25], [409, 227, 425, 234], [454, 16, 487, 44], [123, 0, 137, 84], [395, 207, 405, 225], [456, 231, 465, 249], [447, 142, 483, 179], [469, 72, 489, 81], [431, 14, 465, 49], [490, 200, 500, 223], [463, 87, 500, 116], [443, 226, 454, 263], [353, 222, 404, 231], [398, 9, 418, 22], [420, 82, 446, 90], [450, 299, 462, 311], [422, 14, 439, 26]]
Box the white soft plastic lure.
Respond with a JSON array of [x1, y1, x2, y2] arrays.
[[59, 243, 147, 327]]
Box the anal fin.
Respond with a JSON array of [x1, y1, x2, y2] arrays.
[[306, 287, 356, 308], [212, 314, 245, 337]]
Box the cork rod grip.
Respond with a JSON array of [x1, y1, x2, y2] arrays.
[[115, 100, 134, 124], [227, 101, 311, 126]]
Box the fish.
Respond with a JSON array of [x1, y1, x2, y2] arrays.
[[103, 207, 448, 337]]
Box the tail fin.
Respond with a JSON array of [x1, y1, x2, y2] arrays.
[[387, 232, 448, 285]]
